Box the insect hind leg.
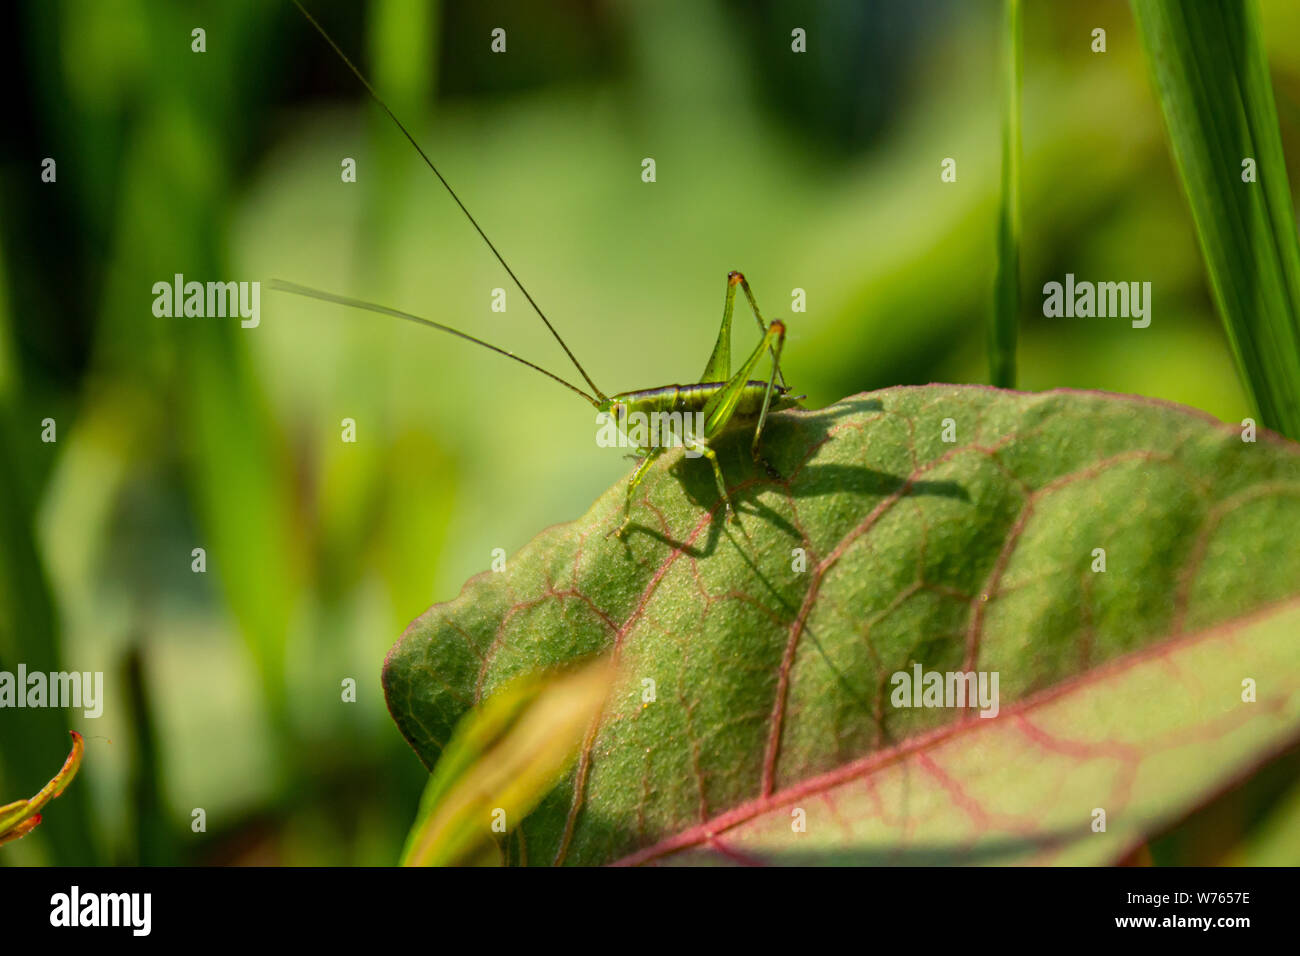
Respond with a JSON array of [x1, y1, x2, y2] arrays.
[[748, 318, 788, 481], [730, 271, 788, 390]]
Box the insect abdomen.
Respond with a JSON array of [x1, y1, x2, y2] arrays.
[[616, 381, 790, 420]]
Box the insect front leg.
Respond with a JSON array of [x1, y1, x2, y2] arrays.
[[613, 445, 666, 538]]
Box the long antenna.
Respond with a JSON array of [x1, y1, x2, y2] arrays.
[[270, 280, 601, 407], [291, 0, 607, 402]]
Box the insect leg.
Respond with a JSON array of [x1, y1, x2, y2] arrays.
[[701, 319, 786, 440], [613, 445, 667, 538], [699, 273, 740, 383], [729, 271, 787, 389], [692, 440, 737, 523], [750, 320, 787, 477]]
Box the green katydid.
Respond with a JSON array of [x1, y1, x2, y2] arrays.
[[277, 1, 802, 538]]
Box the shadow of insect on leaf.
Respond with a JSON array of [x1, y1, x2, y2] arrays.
[[630, 401, 971, 557]]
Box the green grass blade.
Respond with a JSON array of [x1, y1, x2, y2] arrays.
[[990, 0, 1022, 389], [400, 658, 613, 867], [1131, 0, 1300, 439]]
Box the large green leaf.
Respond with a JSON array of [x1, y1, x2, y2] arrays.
[[620, 599, 1300, 865], [383, 385, 1300, 865]]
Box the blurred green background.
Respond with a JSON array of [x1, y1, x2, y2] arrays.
[[1, 0, 1298, 865]]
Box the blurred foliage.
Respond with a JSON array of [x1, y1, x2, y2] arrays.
[[400, 658, 612, 867], [0, 0, 1295, 865], [990, 0, 1021, 387], [1132, 0, 1300, 439]]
